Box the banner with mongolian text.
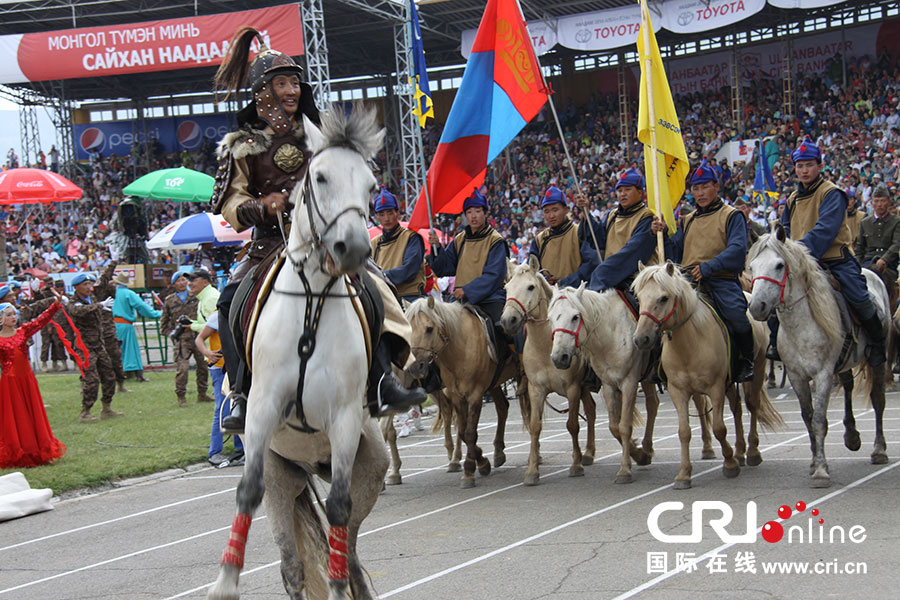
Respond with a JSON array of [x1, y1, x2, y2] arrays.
[[0, 4, 302, 84]]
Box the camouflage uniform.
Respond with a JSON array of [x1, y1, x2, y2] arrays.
[[160, 288, 209, 400], [67, 292, 117, 417], [91, 262, 127, 386], [36, 289, 67, 368]]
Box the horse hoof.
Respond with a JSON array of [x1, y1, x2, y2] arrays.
[[633, 450, 652, 466], [673, 479, 692, 490], [460, 476, 476, 489], [569, 465, 584, 478], [524, 473, 540, 486], [737, 456, 746, 467], [385, 474, 402, 485], [746, 454, 763, 467], [871, 452, 889, 465], [701, 450, 716, 460], [810, 475, 831, 488], [723, 465, 741, 479], [844, 431, 862, 452], [581, 455, 594, 467], [478, 461, 492, 477], [447, 462, 461, 473], [615, 473, 633, 484], [494, 452, 507, 469]]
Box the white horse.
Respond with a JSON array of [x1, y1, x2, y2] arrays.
[[548, 283, 661, 484], [209, 105, 387, 600], [747, 226, 889, 487], [501, 257, 597, 485]]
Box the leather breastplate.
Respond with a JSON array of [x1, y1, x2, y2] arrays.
[[246, 134, 310, 241]]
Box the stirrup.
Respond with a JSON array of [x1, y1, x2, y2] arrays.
[[220, 391, 247, 435]]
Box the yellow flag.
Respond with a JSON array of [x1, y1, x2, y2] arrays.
[[637, 11, 688, 235]]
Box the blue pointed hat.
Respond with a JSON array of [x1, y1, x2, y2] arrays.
[[615, 167, 645, 190], [0, 286, 10, 300], [540, 185, 566, 208], [462, 188, 488, 212], [373, 186, 399, 212], [791, 136, 822, 163], [690, 158, 718, 185]]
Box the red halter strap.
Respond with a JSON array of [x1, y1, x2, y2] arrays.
[[551, 295, 584, 348], [505, 296, 528, 316], [640, 299, 678, 327], [750, 263, 789, 305]]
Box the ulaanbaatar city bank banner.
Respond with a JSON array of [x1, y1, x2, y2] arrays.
[[73, 114, 234, 161], [0, 4, 302, 84]]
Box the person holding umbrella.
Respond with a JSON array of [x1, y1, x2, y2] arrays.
[[112, 272, 161, 382]]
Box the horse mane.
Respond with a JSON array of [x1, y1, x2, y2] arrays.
[[633, 265, 698, 317], [550, 285, 615, 329], [406, 298, 464, 341], [512, 261, 554, 303], [749, 233, 843, 348], [316, 103, 383, 161]]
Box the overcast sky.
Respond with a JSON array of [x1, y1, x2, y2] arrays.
[[1, 105, 64, 166]]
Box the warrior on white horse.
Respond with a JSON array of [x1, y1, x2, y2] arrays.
[[210, 28, 424, 437]]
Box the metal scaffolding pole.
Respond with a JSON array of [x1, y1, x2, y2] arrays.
[[393, 18, 425, 212], [18, 103, 41, 167], [49, 81, 76, 178], [730, 47, 742, 136], [617, 53, 630, 151], [300, 0, 332, 110], [782, 40, 794, 121]]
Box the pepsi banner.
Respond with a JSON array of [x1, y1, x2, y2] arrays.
[[74, 114, 235, 160], [0, 4, 302, 84]]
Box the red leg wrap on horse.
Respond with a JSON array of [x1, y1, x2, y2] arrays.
[[221, 513, 252, 569], [328, 525, 349, 581]]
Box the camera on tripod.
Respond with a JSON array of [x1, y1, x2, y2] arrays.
[[169, 315, 193, 341]]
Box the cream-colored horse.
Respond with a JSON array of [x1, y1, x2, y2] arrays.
[[633, 262, 784, 489], [548, 283, 660, 484], [501, 258, 597, 485], [406, 296, 518, 488]]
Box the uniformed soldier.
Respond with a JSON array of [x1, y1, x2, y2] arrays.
[[588, 168, 658, 292], [210, 27, 424, 433], [92, 261, 130, 393], [39, 279, 68, 372], [528, 185, 598, 287], [67, 273, 122, 423], [160, 271, 210, 407], [652, 159, 756, 382], [777, 138, 887, 366], [370, 187, 427, 303], [854, 184, 900, 294], [428, 189, 509, 327]]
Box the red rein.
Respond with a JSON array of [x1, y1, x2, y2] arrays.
[[551, 296, 584, 347], [221, 512, 252, 569], [328, 525, 350, 581], [750, 263, 789, 305], [640, 299, 678, 327]]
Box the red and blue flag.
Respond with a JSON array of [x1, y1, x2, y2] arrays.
[[409, 0, 548, 229]]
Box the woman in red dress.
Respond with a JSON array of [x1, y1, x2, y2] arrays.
[[0, 294, 67, 468]]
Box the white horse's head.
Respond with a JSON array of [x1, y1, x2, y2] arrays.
[[747, 224, 791, 320], [632, 261, 695, 350], [501, 255, 552, 335], [291, 103, 384, 275], [548, 282, 587, 369]]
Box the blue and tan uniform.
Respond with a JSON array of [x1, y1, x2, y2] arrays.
[[528, 186, 598, 287], [371, 188, 427, 303]]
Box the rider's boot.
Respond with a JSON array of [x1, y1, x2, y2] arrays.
[[734, 328, 756, 383], [860, 312, 887, 367], [368, 339, 426, 417], [221, 363, 249, 435], [765, 316, 780, 361]]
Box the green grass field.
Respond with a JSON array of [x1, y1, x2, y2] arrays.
[[0, 369, 239, 496]]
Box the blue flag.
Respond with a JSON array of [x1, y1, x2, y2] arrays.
[[753, 138, 777, 203], [410, 0, 433, 128]]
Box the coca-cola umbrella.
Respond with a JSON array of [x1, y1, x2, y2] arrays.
[[0, 168, 82, 204]]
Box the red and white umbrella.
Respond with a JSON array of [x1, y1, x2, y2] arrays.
[[147, 213, 251, 250], [0, 168, 82, 204]]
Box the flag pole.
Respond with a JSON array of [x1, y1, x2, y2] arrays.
[[415, 125, 435, 233], [406, 0, 436, 234], [517, 0, 603, 258], [640, 0, 665, 261]]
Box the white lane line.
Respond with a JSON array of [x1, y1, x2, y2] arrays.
[[0, 487, 237, 553], [612, 459, 900, 600], [776, 393, 788, 399], [376, 426, 829, 598]]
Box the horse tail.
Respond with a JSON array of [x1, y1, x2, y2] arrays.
[[519, 382, 532, 433], [632, 403, 645, 427], [751, 384, 786, 432], [293, 478, 329, 599], [857, 364, 874, 408], [430, 389, 452, 435]]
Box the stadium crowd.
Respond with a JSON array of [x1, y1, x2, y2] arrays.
[[3, 49, 900, 278]]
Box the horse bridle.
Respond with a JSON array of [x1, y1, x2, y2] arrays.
[[410, 329, 450, 365], [639, 299, 679, 329], [504, 295, 547, 324], [750, 263, 789, 306], [550, 295, 584, 348]]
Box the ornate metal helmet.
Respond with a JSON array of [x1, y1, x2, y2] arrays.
[[248, 48, 304, 94]]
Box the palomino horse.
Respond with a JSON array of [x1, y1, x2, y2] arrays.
[[208, 106, 388, 600], [501, 257, 597, 485], [381, 387, 454, 485], [548, 283, 661, 484], [632, 262, 784, 489], [748, 227, 888, 487], [406, 296, 517, 488]]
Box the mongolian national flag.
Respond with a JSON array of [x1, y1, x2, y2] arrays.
[[410, 0, 433, 128], [637, 6, 688, 236], [753, 138, 778, 203], [408, 0, 549, 229]]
